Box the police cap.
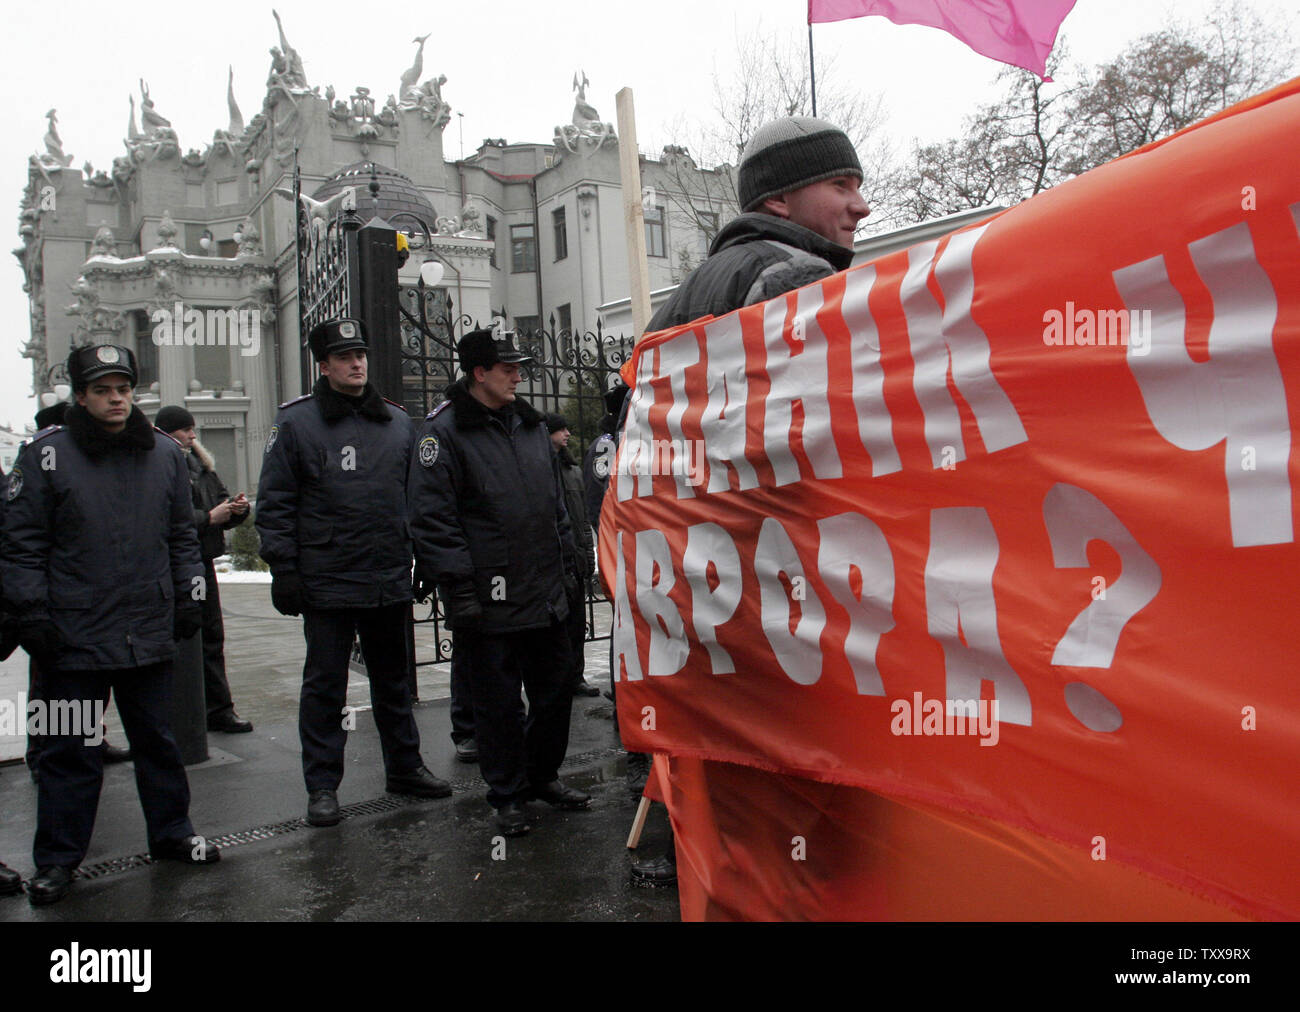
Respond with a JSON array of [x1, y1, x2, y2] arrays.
[[458, 328, 532, 374], [308, 318, 368, 361], [68, 344, 137, 390]]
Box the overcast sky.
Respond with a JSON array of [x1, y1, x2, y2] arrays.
[[2, 0, 1295, 430]]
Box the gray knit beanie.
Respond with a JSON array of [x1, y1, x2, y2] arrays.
[[738, 116, 863, 212]]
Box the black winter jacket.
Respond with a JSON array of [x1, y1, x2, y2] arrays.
[[556, 445, 594, 577], [187, 440, 244, 562], [0, 405, 204, 670], [255, 378, 414, 609], [408, 379, 575, 633], [646, 212, 854, 333]]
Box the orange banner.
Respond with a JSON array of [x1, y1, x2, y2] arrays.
[[603, 78, 1300, 920]]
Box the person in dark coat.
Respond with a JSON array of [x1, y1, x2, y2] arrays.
[[256, 318, 450, 828], [1, 344, 221, 906], [155, 405, 252, 734], [0, 463, 24, 899], [20, 399, 132, 780], [546, 412, 599, 697], [408, 328, 587, 837]]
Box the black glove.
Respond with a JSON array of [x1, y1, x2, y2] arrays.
[[271, 569, 304, 617], [441, 580, 483, 631], [0, 613, 23, 663], [412, 566, 436, 603], [174, 604, 202, 641], [19, 619, 62, 666]]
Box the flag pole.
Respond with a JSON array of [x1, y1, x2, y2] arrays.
[[808, 19, 818, 116]]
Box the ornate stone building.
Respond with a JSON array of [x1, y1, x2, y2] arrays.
[[14, 15, 738, 491]]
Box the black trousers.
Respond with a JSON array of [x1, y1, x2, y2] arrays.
[[449, 645, 475, 744], [33, 662, 194, 869], [200, 559, 236, 721], [299, 604, 423, 792], [565, 583, 587, 687], [457, 621, 572, 807]]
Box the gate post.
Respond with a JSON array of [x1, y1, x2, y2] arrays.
[[355, 216, 403, 402]]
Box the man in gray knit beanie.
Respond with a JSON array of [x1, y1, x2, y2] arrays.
[[645, 115, 868, 333], [624, 115, 868, 886]]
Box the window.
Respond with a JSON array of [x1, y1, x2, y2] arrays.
[[645, 205, 666, 258], [514, 315, 540, 338], [215, 179, 240, 205], [486, 215, 497, 269], [697, 210, 719, 254], [511, 223, 536, 273], [552, 206, 568, 261], [133, 311, 158, 389], [556, 303, 573, 359]]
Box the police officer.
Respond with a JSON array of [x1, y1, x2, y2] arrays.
[[409, 328, 588, 837], [1, 344, 220, 906], [0, 463, 24, 900], [256, 318, 450, 827]]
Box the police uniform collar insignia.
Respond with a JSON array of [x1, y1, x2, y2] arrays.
[[418, 434, 439, 467]]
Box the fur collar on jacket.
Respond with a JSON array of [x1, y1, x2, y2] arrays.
[[189, 438, 216, 472], [312, 376, 392, 423], [65, 403, 156, 457], [445, 377, 543, 430]]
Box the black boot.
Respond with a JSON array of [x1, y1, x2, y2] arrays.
[[0, 861, 22, 897]]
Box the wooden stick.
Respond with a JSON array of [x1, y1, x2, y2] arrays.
[[626, 795, 652, 849], [615, 87, 652, 340]]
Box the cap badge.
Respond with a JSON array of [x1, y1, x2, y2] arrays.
[[96, 347, 120, 364], [339, 321, 356, 339]]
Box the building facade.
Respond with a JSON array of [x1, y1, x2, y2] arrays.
[[14, 17, 738, 491]]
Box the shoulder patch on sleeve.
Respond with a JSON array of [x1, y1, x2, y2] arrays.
[[264, 423, 281, 454], [417, 434, 440, 468], [6, 466, 23, 502], [277, 393, 313, 410], [426, 400, 450, 421]]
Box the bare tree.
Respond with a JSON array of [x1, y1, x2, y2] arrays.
[[893, 2, 1296, 224], [1063, 0, 1295, 171], [654, 24, 901, 248]]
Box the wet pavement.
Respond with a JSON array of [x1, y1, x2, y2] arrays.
[[0, 583, 679, 922]]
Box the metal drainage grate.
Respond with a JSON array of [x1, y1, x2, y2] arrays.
[[71, 744, 629, 883]]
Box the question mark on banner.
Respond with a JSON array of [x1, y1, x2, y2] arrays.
[[1043, 483, 1162, 732]]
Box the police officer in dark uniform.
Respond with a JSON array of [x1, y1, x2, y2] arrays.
[[256, 318, 450, 827], [0, 463, 26, 899], [1, 344, 220, 906], [408, 328, 588, 837]]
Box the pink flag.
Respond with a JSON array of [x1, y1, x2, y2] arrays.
[[807, 0, 1077, 79]]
